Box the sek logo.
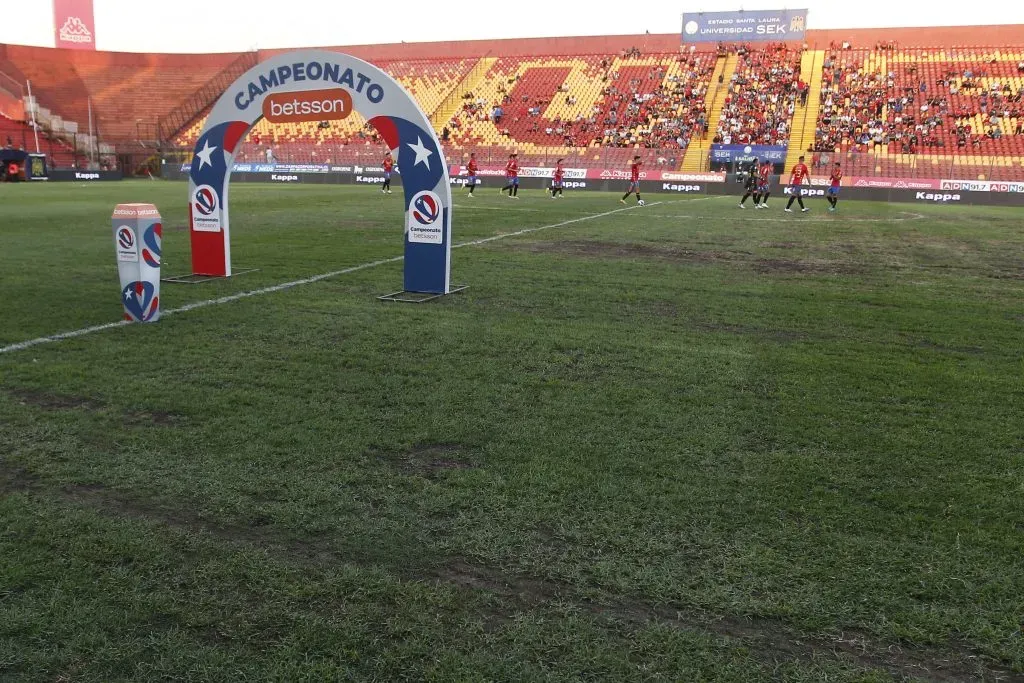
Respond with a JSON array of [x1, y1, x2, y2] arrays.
[[270, 174, 298, 182], [662, 183, 702, 193], [784, 186, 824, 196], [355, 175, 384, 183], [915, 192, 961, 202]]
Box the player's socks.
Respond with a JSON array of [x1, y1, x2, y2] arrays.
[[740, 192, 751, 206], [635, 193, 642, 204], [761, 192, 770, 207], [512, 185, 519, 197], [786, 196, 796, 210], [621, 192, 631, 201]]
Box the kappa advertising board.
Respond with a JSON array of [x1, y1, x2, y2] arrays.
[[448, 166, 726, 183], [682, 9, 808, 43]]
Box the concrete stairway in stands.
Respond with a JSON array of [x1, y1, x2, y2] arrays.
[[680, 53, 737, 172], [785, 49, 824, 171], [429, 56, 497, 133]]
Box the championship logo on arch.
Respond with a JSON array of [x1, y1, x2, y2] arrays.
[[407, 190, 443, 244], [191, 184, 221, 232]]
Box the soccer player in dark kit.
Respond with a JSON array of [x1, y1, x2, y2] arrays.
[[826, 162, 842, 212], [620, 155, 644, 205], [381, 151, 394, 194], [466, 153, 479, 197], [738, 157, 759, 208], [500, 153, 520, 198], [784, 155, 811, 213]]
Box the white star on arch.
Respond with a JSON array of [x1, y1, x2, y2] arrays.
[[195, 140, 217, 169], [407, 137, 432, 170]]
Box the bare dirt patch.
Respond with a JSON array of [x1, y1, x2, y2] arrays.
[[375, 443, 477, 479], [428, 556, 1021, 682], [8, 387, 104, 412], [753, 257, 866, 276], [512, 240, 867, 277]]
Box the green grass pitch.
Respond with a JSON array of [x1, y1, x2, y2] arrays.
[[1, 180, 1023, 681]]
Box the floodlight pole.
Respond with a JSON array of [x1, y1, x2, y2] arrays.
[[26, 79, 40, 153]]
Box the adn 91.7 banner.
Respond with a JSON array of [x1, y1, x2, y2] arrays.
[[682, 9, 807, 43]]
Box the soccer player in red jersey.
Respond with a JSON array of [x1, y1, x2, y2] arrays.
[[550, 158, 565, 198], [826, 162, 842, 212], [620, 155, 643, 205], [381, 152, 394, 194], [500, 153, 520, 198], [466, 153, 479, 197], [755, 160, 773, 209], [784, 155, 811, 213]]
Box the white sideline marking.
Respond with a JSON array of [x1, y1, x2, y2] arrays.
[[0, 202, 665, 355]]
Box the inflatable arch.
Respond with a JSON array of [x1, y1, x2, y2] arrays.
[[187, 50, 453, 294]]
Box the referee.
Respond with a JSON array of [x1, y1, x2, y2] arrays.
[[738, 157, 759, 208]]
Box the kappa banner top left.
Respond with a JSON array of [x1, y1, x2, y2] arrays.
[[54, 0, 96, 50]]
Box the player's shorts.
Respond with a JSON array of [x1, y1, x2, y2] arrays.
[[744, 176, 756, 190], [757, 181, 770, 193], [507, 176, 519, 185], [827, 186, 839, 196], [468, 175, 477, 184], [384, 171, 391, 179], [552, 179, 563, 188], [627, 180, 640, 191]]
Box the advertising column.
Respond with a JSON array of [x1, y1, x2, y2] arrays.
[[112, 203, 162, 322]]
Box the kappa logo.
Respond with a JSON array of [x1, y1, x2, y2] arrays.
[[355, 175, 384, 184], [662, 183, 702, 193], [784, 186, 824, 196], [59, 16, 93, 44], [75, 172, 99, 180], [193, 185, 217, 215], [270, 174, 299, 182], [915, 192, 961, 202]]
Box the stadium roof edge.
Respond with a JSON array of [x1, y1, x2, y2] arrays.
[[3, 24, 1024, 62]]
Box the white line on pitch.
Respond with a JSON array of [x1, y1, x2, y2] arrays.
[[0, 202, 664, 355]]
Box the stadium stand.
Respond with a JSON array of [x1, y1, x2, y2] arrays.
[[1, 26, 1023, 179]]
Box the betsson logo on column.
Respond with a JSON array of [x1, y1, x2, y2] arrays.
[[262, 89, 354, 123]]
